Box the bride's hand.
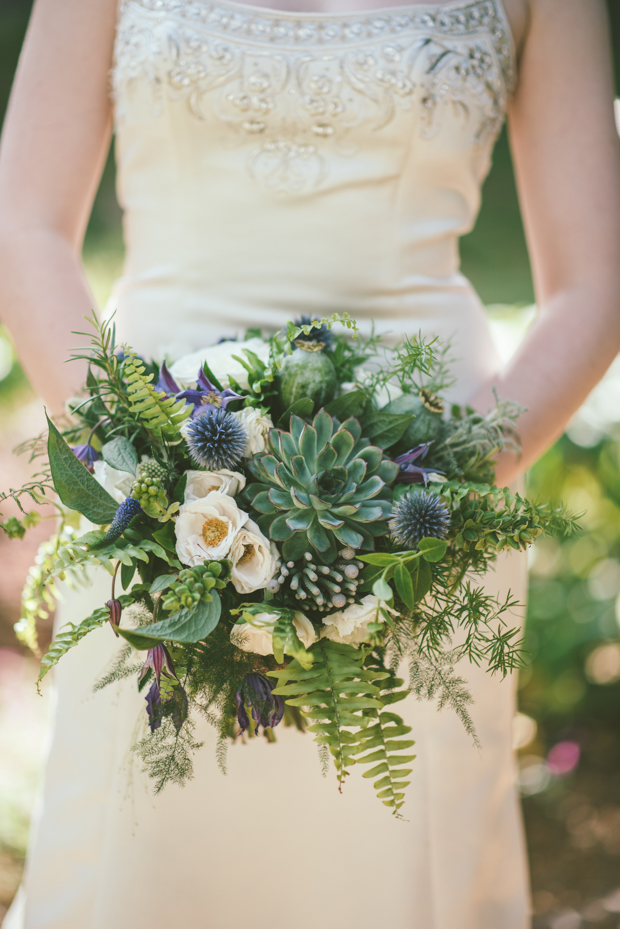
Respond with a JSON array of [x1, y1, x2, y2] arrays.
[[0, 0, 118, 415], [472, 0, 620, 484]]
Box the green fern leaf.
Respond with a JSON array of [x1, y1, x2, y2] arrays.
[[352, 707, 416, 815], [124, 355, 190, 440]]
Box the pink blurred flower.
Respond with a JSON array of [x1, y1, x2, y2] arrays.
[[547, 741, 580, 776]]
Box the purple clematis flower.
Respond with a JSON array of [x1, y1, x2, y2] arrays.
[[140, 645, 188, 733], [394, 443, 443, 486], [71, 443, 99, 473], [178, 369, 243, 418], [236, 673, 285, 735], [155, 361, 181, 396]]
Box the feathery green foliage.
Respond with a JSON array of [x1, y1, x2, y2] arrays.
[[124, 354, 190, 440]]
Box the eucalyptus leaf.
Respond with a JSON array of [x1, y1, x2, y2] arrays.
[[418, 537, 448, 563], [46, 416, 119, 525], [117, 595, 222, 649], [101, 437, 138, 475]]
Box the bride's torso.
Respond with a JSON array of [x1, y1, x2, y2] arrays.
[[109, 0, 516, 401]]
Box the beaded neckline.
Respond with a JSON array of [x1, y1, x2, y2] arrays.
[[125, 0, 516, 87]]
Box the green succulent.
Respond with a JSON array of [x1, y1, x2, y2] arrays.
[[245, 411, 398, 563]]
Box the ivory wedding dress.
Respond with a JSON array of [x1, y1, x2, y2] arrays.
[[6, 1, 530, 926]]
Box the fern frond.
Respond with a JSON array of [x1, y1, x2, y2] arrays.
[[37, 604, 111, 686], [269, 640, 385, 789], [124, 355, 189, 440], [353, 709, 416, 815]]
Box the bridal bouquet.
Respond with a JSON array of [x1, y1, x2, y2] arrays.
[[1, 313, 577, 814]]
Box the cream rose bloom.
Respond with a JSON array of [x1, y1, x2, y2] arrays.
[[175, 491, 248, 565], [231, 408, 273, 456], [229, 519, 279, 594], [169, 338, 271, 390], [92, 461, 135, 505], [184, 469, 246, 503], [231, 611, 317, 656], [321, 595, 388, 646]]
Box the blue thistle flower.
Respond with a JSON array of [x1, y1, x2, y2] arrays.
[[236, 673, 284, 734], [185, 409, 247, 470], [389, 490, 450, 550], [97, 497, 142, 546]]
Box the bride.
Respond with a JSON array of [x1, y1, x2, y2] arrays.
[[0, 0, 619, 926]]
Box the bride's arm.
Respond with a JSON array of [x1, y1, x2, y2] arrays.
[[472, 0, 620, 484], [0, 0, 118, 415]]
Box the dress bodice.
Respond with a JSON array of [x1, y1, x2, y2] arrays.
[[110, 0, 516, 401]]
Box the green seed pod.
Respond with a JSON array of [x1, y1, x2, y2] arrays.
[[383, 391, 444, 454], [279, 343, 337, 412]]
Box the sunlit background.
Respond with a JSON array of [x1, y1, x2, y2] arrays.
[[1, 3, 620, 927]]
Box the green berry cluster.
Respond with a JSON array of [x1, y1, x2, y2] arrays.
[[131, 475, 169, 518], [162, 562, 229, 612], [137, 459, 168, 483]]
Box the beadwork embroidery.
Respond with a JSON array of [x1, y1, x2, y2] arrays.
[[113, 0, 516, 192]]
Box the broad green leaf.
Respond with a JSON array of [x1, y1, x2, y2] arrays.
[[117, 595, 221, 649], [373, 577, 393, 601], [278, 398, 314, 427], [172, 472, 188, 504], [101, 437, 138, 475], [325, 390, 367, 420], [149, 573, 178, 594], [360, 413, 415, 449], [46, 416, 119, 525], [120, 560, 136, 591], [411, 559, 433, 601], [395, 563, 415, 609], [418, 537, 448, 563], [153, 521, 177, 554], [358, 553, 397, 567]]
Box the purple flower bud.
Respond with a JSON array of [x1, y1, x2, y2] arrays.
[[106, 598, 122, 636], [155, 361, 181, 396], [71, 444, 99, 473], [236, 673, 284, 735], [139, 644, 177, 688], [97, 497, 142, 546], [394, 443, 443, 486]]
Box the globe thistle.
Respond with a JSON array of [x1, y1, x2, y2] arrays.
[[389, 490, 450, 550], [185, 409, 248, 470]]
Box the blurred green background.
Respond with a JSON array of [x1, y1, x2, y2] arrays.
[[1, 1, 620, 926]]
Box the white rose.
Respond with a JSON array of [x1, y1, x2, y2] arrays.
[[229, 519, 279, 594], [321, 595, 389, 646], [92, 460, 135, 505], [169, 338, 271, 390], [184, 469, 246, 503], [175, 491, 248, 565], [231, 408, 273, 456], [231, 610, 317, 656]]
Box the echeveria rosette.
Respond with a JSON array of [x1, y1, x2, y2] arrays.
[[244, 411, 398, 564]]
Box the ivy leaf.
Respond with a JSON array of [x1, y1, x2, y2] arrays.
[[394, 563, 415, 609], [373, 577, 393, 602], [118, 595, 222, 649], [325, 390, 367, 420], [418, 537, 448, 563], [101, 437, 138, 475], [46, 415, 119, 525], [360, 413, 415, 450]]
